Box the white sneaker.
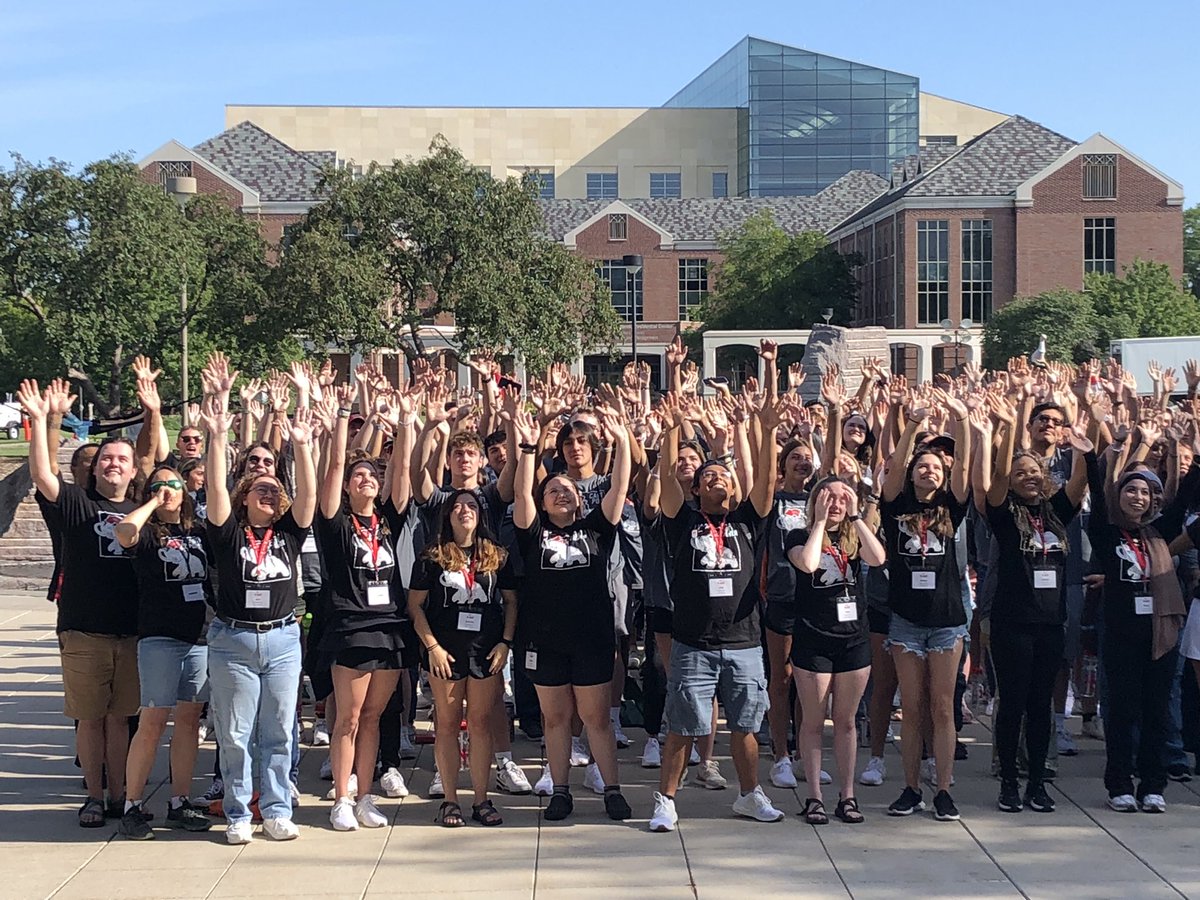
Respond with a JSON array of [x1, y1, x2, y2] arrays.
[[731, 785, 785, 822], [312, 719, 330, 747], [324, 773, 357, 801], [859, 756, 886, 786], [613, 722, 631, 749], [1140, 794, 1167, 813], [533, 764, 553, 797], [1056, 726, 1079, 756], [289, 780, 301, 807], [885, 723, 896, 743], [496, 758, 533, 794], [688, 745, 701, 766], [648, 791, 678, 832], [226, 821, 254, 844], [399, 726, 417, 760], [355, 794, 388, 828], [261, 817, 300, 840], [197, 719, 209, 744], [319, 757, 332, 781], [1081, 717, 1105, 741], [921, 758, 955, 787], [770, 758, 798, 789], [694, 759, 728, 790], [1108, 793, 1138, 812], [642, 737, 662, 768], [583, 762, 605, 795], [329, 797, 358, 832], [795, 761, 832, 785], [428, 771, 444, 799], [569, 736, 590, 767], [380, 767, 409, 798]]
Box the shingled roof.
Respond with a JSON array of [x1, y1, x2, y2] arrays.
[[194, 121, 325, 203]]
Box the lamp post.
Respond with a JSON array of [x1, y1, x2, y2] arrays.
[[166, 176, 197, 425], [939, 317, 973, 375], [621, 254, 643, 374]]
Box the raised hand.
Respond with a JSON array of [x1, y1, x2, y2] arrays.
[[199, 394, 234, 437], [665, 335, 687, 368], [46, 378, 77, 416], [136, 376, 161, 413], [812, 488, 833, 525], [424, 384, 451, 423], [787, 362, 806, 391], [1162, 368, 1179, 396], [16, 379, 48, 420], [1147, 359, 1163, 384], [680, 360, 700, 396], [512, 409, 538, 446], [289, 406, 314, 445], [757, 396, 788, 432], [205, 352, 239, 397], [131, 354, 161, 383], [758, 338, 778, 362], [287, 361, 312, 399], [820, 368, 847, 406], [1068, 425, 1094, 454]]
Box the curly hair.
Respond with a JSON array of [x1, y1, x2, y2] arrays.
[[423, 488, 507, 575], [230, 472, 291, 525], [806, 476, 861, 559], [141, 466, 196, 540]]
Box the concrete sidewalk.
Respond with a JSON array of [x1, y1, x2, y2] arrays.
[[0, 590, 1197, 900]]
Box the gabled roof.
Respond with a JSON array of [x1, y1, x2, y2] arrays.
[[193, 121, 324, 203], [1015, 132, 1184, 207], [137, 139, 262, 207]]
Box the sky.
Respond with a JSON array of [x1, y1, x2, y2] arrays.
[[1, 0, 1195, 199]]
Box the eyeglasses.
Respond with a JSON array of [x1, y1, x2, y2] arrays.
[[1034, 415, 1065, 427], [250, 485, 281, 498], [149, 479, 184, 491], [179, 435, 202, 443]]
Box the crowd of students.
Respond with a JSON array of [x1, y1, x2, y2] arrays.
[[17, 339, 1200, 843]]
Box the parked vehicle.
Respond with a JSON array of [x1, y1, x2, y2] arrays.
[[1110, 337, 1200, 393]]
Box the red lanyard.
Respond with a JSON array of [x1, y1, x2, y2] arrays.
[[702, 513, 726, 562], [1030, 515, 1048, 560], [350, 514, 381, 575], [827, 543, 850, 581], [244, 526, 274, 569], [463, 552, 477, 592], [1121, 530, 1148, 581]]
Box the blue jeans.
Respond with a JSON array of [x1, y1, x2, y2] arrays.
[[207, 618, 302, 825], [666, 642, 768, 736]]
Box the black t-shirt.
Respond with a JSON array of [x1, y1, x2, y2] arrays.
[[663, 500, 766, 651], [764, 491, 809, 606], [316, 500, 407, 630], [986, 490, 1079, 625], [410, 551, 517, 660], [130, 522, 212, 643], [881, 492, 969, 628], [49, 477, 139, 636], [785, 528, 866, 640], [515, 507, 617, 652], [207, 510, 307, 622]]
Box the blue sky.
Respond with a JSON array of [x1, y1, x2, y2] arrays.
[[1, 0, 1194, 200]]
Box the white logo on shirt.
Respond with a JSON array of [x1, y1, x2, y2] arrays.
[[813, 548, 855, 588], [158, 535, 207, 581], [540, 532, 590, 569], [1021, 529, 1063, 555], [895, 517, 945, 557], [1115, 542, 1149, 583], [94, 512, 130, 558], [690, 522, 741, 572], [775, 500, 807, 533], [239, 535, 292, 583], [351, 527, 395, 572], [439, 569, 490, 605]]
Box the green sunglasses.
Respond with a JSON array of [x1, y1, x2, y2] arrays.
[[149, 478, 184, 492]]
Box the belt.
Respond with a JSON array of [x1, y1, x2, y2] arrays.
[[217, 614, 295, 633]]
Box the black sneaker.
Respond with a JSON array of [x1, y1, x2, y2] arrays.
[[520, 722, 544, 741], [1167, 764, 1193, 783], [167, 799, 214, 832], [118, 805, 154, 840], [604, 790, 632, 821], [544, 792, 574, 821], [933, 790, 960, 821], [955, 741, 969, 761], [997, 780, 1023, 813], [107, 797, 152, 821], [1025, 782, 1056, 813], [887, 787, 925, 816]]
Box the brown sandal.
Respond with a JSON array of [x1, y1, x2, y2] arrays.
[[79, 797, 105, 828], [801, 798, 828, 825], [835, 796, 864, 824], [472, 800, 503, 826], [437, 801, 464, 827]]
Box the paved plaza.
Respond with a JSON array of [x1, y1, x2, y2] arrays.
[[0, 591, 1198, 900]]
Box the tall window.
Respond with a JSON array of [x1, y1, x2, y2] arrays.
[[608, 214, 627, 241], [156, 160, 192, 185], [587, 173, 618, 200], [1084, 217, 1116, 274], [650, 172, 681, 198], [596, 259, 642, 322], [916, 220, 949, 325], [678, 259, 709, 320], [1083, 154, 1117, 200], [712, 172, 728, 198], [961, 220, 993, 323]]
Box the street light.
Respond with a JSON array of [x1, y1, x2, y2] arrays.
[[166, 176, 196, 425], [939, 317, 973, 375], [621, 254, 643, 374]]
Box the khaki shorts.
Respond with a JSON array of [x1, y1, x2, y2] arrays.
[[59, 631, 139, 720]]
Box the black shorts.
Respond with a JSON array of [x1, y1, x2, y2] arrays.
[[867, 606, 891, 637], [524, 644, 615, 688], [764, 601, 796, 637], [422, 645, 500, 682], [649, 607, 674, 637], [790, 629, 871, 674]]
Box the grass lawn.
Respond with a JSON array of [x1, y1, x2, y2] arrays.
[[0, 441, 29, 458], [0, 417, 182, 460]]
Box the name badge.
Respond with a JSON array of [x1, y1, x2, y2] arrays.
[[301, 533, 317, 554], [837, 599, 858, 623], [458, 611, 483, 632], [1134, 595, 1154, 616], [525, 651, 538, 670], [366, 581, 390, 606], [1033, 568, 1057, 590], [911, 571, 936, 590], [182, 583, 205, 603], [245, 589, 271, 609], [709, 577, 734, 598]]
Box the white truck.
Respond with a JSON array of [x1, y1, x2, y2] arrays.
[[1109, 337, 1200, 392], [0, 399, 22, 440]]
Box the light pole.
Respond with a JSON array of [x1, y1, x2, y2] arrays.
[[621, 254, 643, 374], [166, 176, 197, 425], [939, 317, 974, 375]]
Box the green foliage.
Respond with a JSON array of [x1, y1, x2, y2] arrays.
[[276, 137, 620, 369], [1185, 205, 1199, 299], [982, 289, 1100, 367], [694, 211, 862, 332]]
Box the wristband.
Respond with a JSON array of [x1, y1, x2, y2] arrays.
[[425, 642, 440, 652], [518, 442, 538, 453], [865, 495, 880, 505], [337, 409, 352, 419], [500, 637, 512, 647], [847, 514, 862, 523]]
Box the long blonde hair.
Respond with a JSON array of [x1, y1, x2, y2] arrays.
[[806, 476, 861, 559]]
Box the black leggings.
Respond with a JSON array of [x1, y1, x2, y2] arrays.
[[990, 621, 1063, 785]]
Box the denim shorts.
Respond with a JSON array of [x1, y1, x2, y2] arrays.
[[665, 641, 768, 736], [885, 613, 966, 659], [137, 637, 209, 708]]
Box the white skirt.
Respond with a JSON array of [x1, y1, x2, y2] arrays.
[[1182, 598, 1200, 661]]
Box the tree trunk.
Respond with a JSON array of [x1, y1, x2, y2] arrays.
[[66, 366, 114, 418]]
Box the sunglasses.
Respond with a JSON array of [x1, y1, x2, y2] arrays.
[[248, 455, 275, 467], [179, 435, 203, 443], [1034, 415, 1064, 427], [149, 478, 184, 492]]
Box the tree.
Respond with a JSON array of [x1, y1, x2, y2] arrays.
[[693, 211, 862, 333], [982, 289, 1100, 368], [1185, 205, 1199, 299], [275, 137, 620, 372], [1087, 258, 1200, 349]]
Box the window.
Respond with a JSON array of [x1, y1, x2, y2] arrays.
[[596, 259, 642, 322], [1083, 153, 1117, 199], [341, 222, 360, 242], [587, 173, 618, 200], [960, 220, 993, 323], [608, 214, 627, 241], [923, 135, 958, 147], [678, 259, 709, 320], [650, 172, 681, 198], [712, 172, 728, 198], [281, 223, 300, 253], [529, 170, 555, 199], [916, 220, 950, 325], [156, 160, 192, 185], [1084, 217, 1116, 274]]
